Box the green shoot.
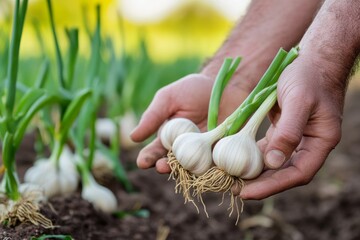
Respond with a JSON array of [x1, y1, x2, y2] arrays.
[[207, 57, 241, 130], [226, 48, 298, 135], [46, 0, 65, 89]]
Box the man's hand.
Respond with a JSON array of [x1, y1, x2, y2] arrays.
[[241, 55, 344, 200], [240, 0, 360, 200]]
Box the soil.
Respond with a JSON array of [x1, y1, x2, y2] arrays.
[[1, 89, 360, 240]]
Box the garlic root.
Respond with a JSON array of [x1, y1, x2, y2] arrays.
[[0, 198, 53, 228], [193, 166, 245, 224], [167, 150, 199, 213]]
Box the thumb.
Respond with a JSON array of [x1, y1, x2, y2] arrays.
[[264, 97, 312, 169], [130, 89, 173, 142]]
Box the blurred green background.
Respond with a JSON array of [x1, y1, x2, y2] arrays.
[[0, 0, 251, 115], [0, 0, 250, 61]]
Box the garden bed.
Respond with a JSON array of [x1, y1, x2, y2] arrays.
[[1, 90, 360, 240]]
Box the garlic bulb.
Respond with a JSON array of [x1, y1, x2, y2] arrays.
[[91, 150, 114, 179], [172, 126, 225, 176], [18, 183, 47, 204], [95, 111, 139, 149], [81, 175, 117, 213], [213, 132, 263, 179], [24, 146, 79, 197], [212, 91, 277, 179], [160, 118, 200, 150]]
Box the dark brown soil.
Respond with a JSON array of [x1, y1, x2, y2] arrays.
[[1, 89, 360, 240]]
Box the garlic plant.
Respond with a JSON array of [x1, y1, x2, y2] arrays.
[[0, 0, 56, 228], [75, 152, 118, 213], [24, 146, 79, 197], [194, 90, 277, 222]]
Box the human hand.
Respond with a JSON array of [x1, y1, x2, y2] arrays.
[[240, 55, 345, 200], [130, 73, 250, 173]]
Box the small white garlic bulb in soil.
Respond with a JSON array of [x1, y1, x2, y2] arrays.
[[24, 146, 79, 197], [81, 175, 117, 213], [160, 118, 200, 150]]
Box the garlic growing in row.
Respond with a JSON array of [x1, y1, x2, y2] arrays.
[[24, 146, 79, 198], [160, 118, 200, 150], [81, 174, 117, 213], [212, 90, 277, 179]]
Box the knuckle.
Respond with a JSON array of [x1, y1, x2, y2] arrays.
[[275, 128, 302, 149]]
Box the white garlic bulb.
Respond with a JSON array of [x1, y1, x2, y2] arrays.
[[172, 126, 225, 176], [24, 146, 79, 197], [84, 149, 114, 178], [81, 175, 117, 213], [212, 133, 263, 179], [160, 118, 200, 150], [18, 183, 47, 204], [95, 111, 139, 149]]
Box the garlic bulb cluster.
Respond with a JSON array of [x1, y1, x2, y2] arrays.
[[81, 175, 117, 213], [24, 146, 79, 197], [160, 118, 200, 150]]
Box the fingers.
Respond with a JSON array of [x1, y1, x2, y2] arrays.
[[155, 158, 171, 173], [264, 92, 313, 169], [131, 88, 173, 142], [240, 136, 331, 200], [136, 138, 168, 169]]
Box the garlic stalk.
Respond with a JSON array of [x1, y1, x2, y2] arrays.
[[193, 90, 277, 223], [24, 145, 79, 198], [160, 118, 200, 150]]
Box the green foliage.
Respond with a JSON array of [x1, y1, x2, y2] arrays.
[[31, 235, 73, 240]]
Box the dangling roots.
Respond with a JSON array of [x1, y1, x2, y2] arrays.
[[1, 199, 53, 228], [193, 166, 245, 224], [167, 150, 199, 213]]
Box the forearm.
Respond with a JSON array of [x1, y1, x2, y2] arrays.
[[202, 0, 323, 91], [300, 0, 360, 91]]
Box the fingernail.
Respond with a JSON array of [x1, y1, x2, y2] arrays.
[[266, 150, 286, 169]]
